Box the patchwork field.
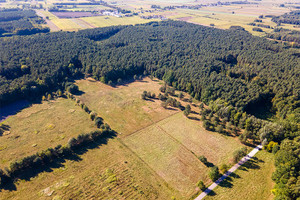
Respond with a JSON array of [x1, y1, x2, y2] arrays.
[[205, 151, 275, 200], [82, 16, 160, 28], [0, 98, 98, 169]]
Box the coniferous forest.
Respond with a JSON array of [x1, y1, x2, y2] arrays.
[[0, 21, 299, 199]]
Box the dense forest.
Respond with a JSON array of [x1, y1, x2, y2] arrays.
[[0, 9, 49, 36], [266, 28, 300, 45], [272, 10, 300, 25], [0, 20, 299, 199], [0, 20, 298, 121]]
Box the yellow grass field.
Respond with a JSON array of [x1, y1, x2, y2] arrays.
[[158, 113, 242, 165], [0, 98, 97, 169], [123, 122, 207, 196]]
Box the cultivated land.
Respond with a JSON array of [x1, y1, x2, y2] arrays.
[[0, 78, 275, 199], [205, 151, 275, 200], [0, 98, 98, 169], [81, 16, 159, 28]]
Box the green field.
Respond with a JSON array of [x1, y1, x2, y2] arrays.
[[205, 151, 275, 200], [0, 98, 97, 169]]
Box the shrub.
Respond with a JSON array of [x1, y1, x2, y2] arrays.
[[95, 117, 103, 128], [199, 155, 208, 164], [197, 180, 206, 191], [220, 164, 229, 174], [209, 166, 220, 181], [265, 141, 278, 152], [90, 112, 97, 121], [68, 137, 78, 149], [215, 125, 224, 133]]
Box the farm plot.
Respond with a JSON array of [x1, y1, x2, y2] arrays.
[[51, 11, 102, 18], [82, 15, 160, 28]]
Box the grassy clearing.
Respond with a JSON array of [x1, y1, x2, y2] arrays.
[[0, 98, 97, 168], [75, 78, 177, 136], [0, 139, 177, 200], [81, 15, 160, 27], [205, 151, 274, 200], [159, 113, 243, 165]]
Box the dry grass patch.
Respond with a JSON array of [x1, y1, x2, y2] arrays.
[[0, 98, 97, 168], [0, 139, 177, 200], [123, 123, 207, 197], [75, 78, 178, 136]]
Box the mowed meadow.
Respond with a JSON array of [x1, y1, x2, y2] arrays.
[[0, 77, 273, 199]]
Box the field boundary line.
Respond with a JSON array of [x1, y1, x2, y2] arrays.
[[194, 145, 262, 200], [156, 122, 204, 164], [122, 110, 180, 138], [117, 138, 178, 193]]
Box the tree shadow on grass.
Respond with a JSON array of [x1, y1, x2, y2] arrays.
[[145, 98, 155, 102], [218, 156, 263, 190], [218, 172, 240, 188], [0, 131, 117, 192], [204, 162, 215, 168], [239, 157, 262, 171], [207, 189, 216, 196], [188, 116, 200, 121]]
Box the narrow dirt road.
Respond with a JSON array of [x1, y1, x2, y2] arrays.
[[195, 144, 262, 200]]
